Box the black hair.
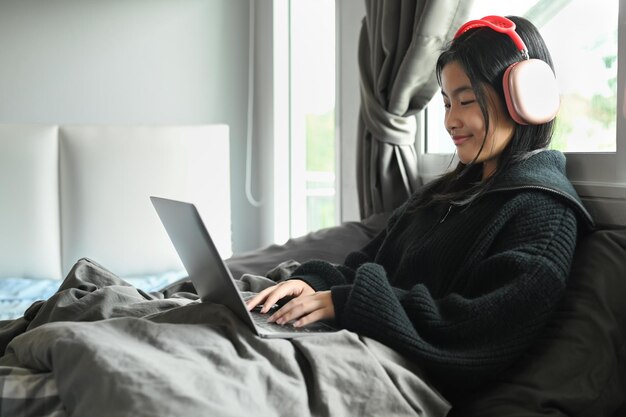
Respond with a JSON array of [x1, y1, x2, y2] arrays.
[[414, 16, 556, 208]]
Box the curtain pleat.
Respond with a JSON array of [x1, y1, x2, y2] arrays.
[[357, 0, 473, 219]]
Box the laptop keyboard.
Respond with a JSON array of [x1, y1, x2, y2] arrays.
[[250, 309, 336, 334]]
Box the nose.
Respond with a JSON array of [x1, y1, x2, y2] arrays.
[[445, 106, 461, 134]]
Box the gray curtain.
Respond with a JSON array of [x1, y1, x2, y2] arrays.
[[357, 0, 473, 219]]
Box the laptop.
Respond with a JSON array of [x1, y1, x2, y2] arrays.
[[150, 196, 338, 338]]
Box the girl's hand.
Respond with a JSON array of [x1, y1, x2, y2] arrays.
[[268, 291, 335, 328], [246, 280, 315, 314]]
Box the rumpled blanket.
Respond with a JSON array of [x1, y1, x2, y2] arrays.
[[0, 258, 449, 417]]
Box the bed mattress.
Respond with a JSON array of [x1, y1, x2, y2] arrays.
[[0, 271, 186, 320]]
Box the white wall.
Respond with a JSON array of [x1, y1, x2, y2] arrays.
[[0, 0, 263, 253]]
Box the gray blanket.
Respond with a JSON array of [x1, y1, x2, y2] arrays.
[[0, 259, 449, 417]]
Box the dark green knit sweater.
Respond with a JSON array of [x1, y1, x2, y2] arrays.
[[290, 150, 594, 398]]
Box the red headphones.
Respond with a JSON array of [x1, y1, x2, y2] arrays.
[[453, 15, 559, 125]]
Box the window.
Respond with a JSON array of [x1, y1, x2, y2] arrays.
[[286, 0, 338, 238], [424, 0, 618, 155]]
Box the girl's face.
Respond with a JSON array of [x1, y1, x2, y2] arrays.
[[441, 61, 516, 179]]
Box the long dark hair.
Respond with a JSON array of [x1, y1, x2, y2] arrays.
[[414, 16, 557, 208]]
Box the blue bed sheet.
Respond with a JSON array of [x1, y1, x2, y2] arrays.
[[0, 271, 187, 321]]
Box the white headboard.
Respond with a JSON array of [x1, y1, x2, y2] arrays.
[[0, 124, 231, 279]]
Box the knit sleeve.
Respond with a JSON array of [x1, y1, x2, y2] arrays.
[[333, 204, 579, 396]]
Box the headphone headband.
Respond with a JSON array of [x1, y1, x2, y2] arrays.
[[454, 15, 529, 59]]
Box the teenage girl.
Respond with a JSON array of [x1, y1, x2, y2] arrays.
[[247, 15, 594, 398]]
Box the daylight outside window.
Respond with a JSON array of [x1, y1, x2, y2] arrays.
[[289, 0, 337, 237], [425, 0, 618, 154]]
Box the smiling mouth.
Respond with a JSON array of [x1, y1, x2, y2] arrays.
[[452, 135, 471, 146]]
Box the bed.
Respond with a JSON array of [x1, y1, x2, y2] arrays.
[[0, 208, 452, 417], [1, 124, 625, 416]]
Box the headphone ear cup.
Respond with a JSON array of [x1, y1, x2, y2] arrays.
[[502, 59, 560, 125]]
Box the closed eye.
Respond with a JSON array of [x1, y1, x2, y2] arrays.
[[460, 100, 476, 106]]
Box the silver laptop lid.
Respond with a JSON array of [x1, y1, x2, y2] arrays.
[[150, 196, 256, 330]]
